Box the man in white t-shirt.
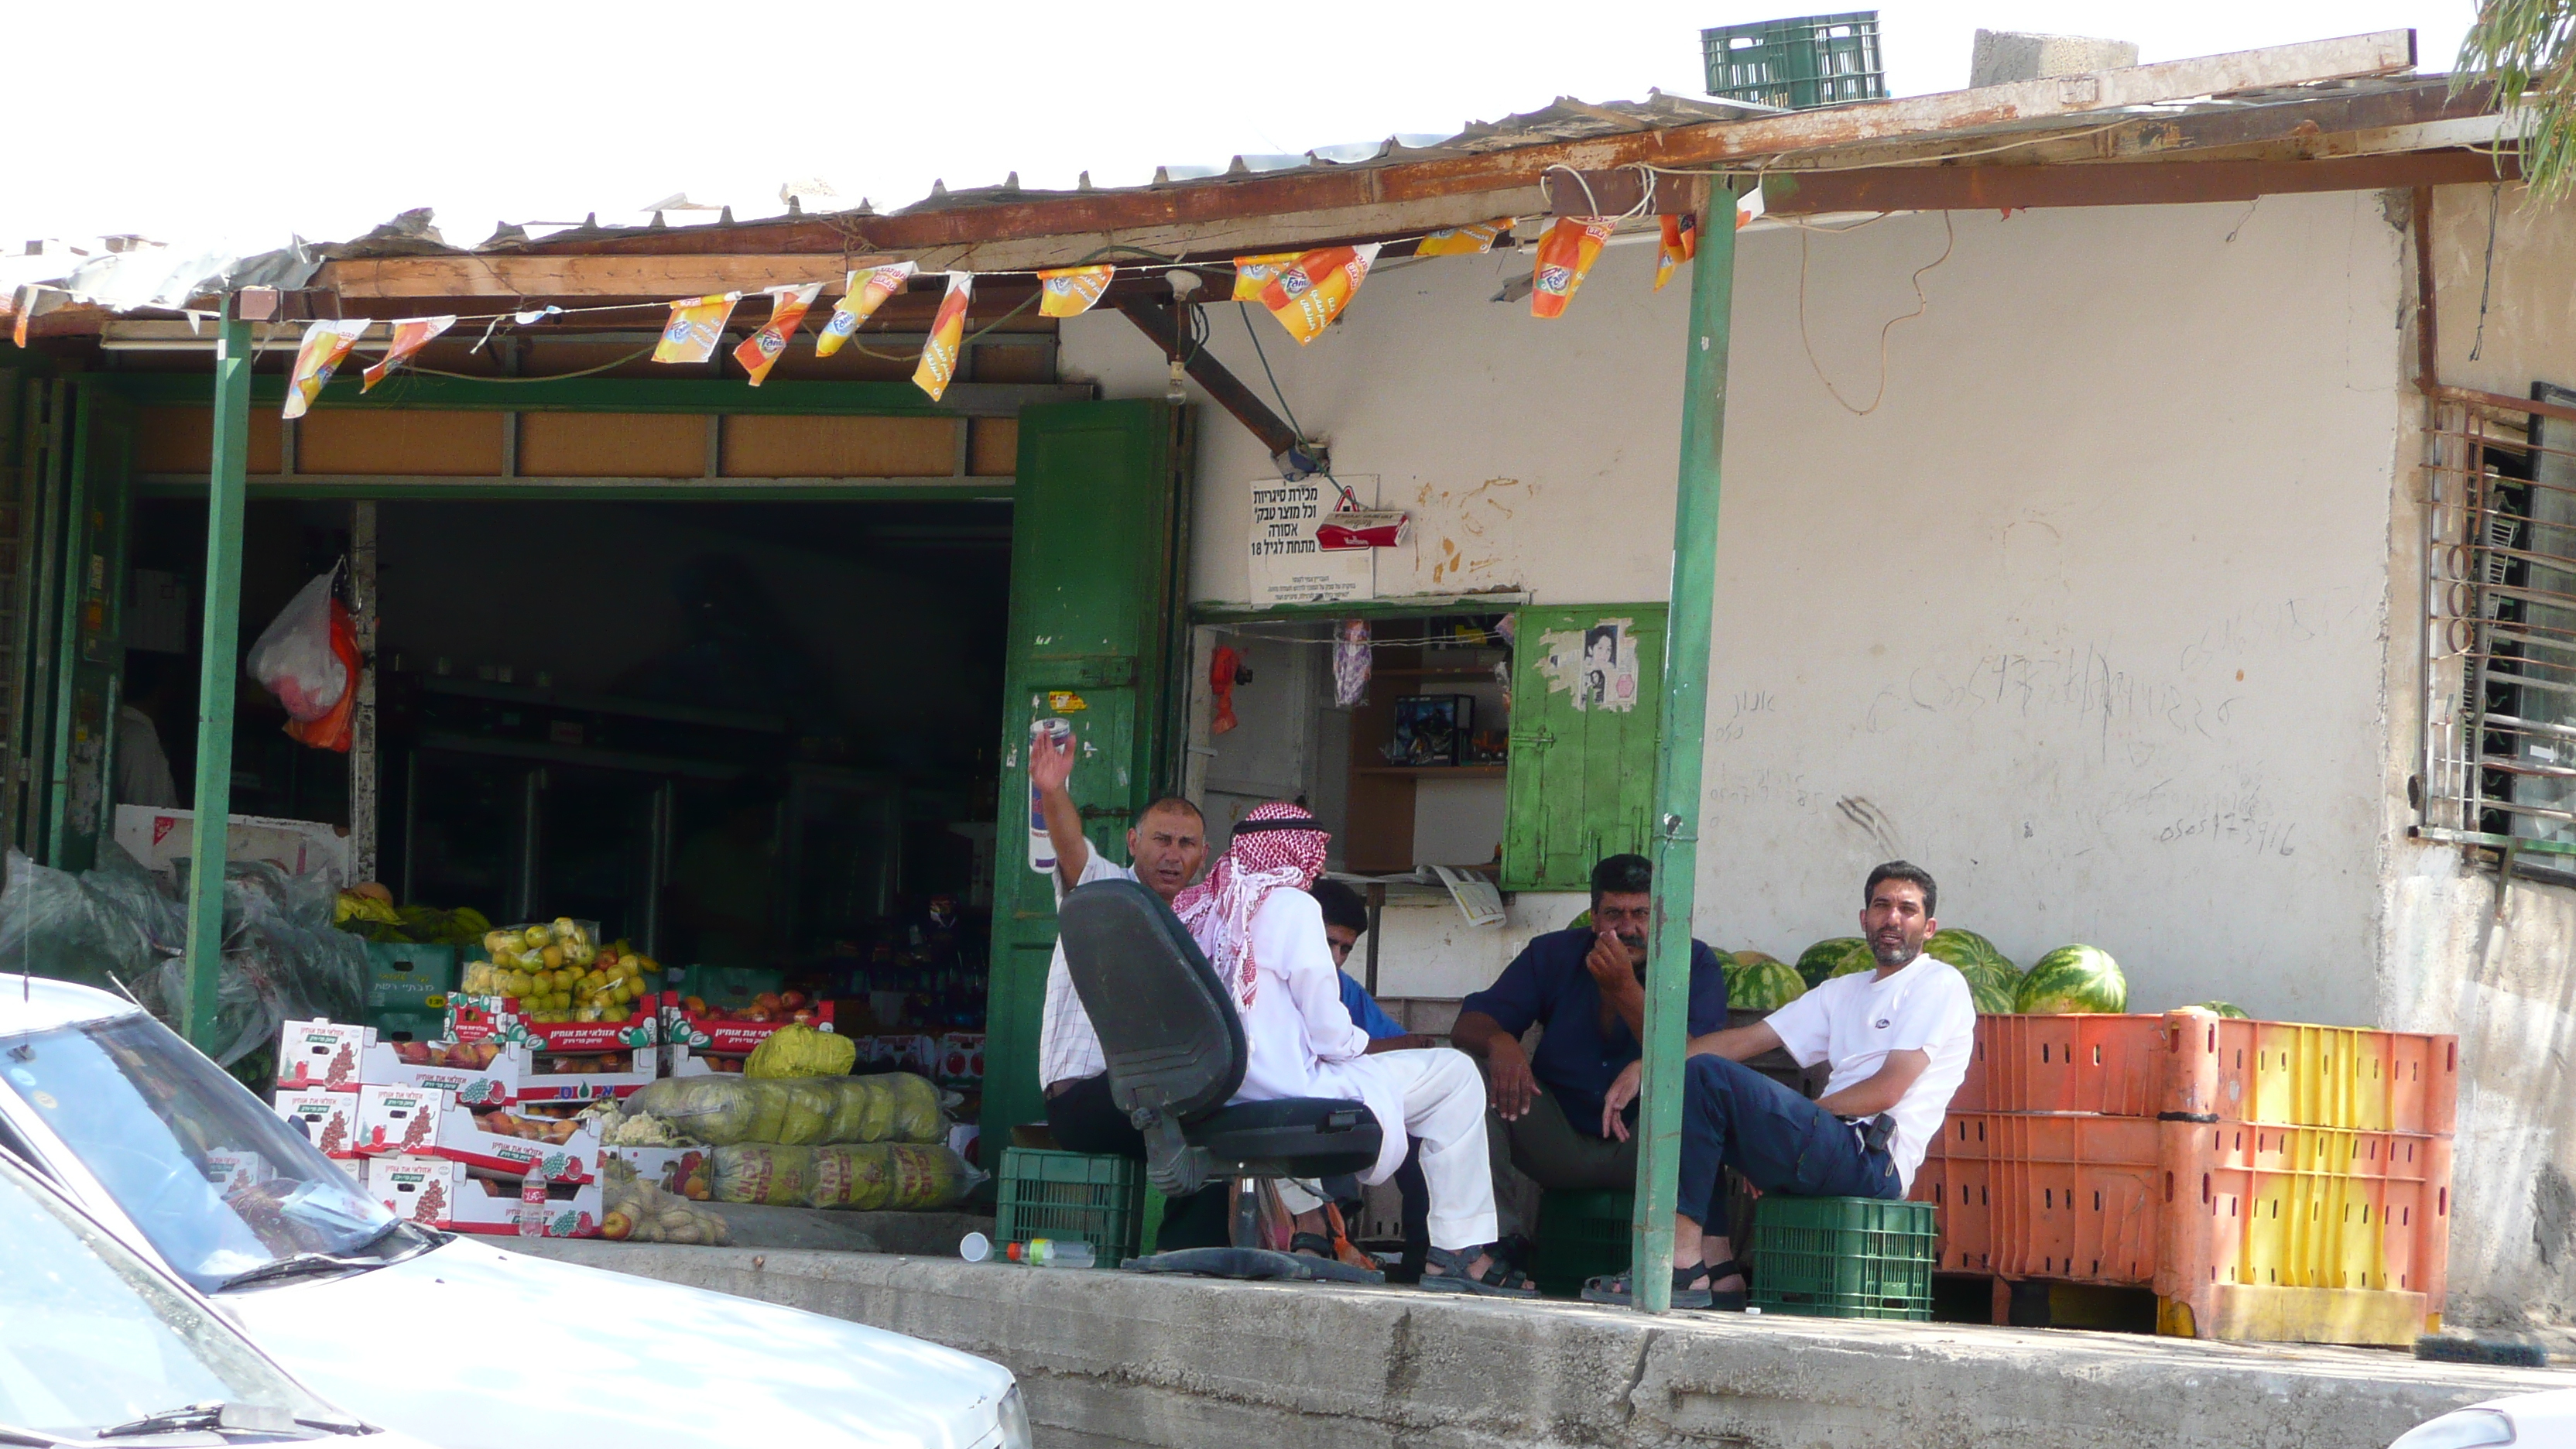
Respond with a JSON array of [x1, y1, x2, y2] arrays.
[[1026, 726, 1236, 1248], [1587, 861, 1975, 1311]]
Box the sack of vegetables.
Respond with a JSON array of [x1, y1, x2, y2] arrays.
[[710, 1142, 982, 1211], [623, 1072, 947, 1146]]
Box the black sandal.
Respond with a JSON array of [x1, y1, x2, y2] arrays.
[[1699, 1257, 1751, 1313], [1290, 1231, 1337, 1259], [1581, 1265, 1713, 1310], [1419, 1243, 1540, 1297]]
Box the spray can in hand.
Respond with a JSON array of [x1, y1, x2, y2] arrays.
[[1027, 717, 1074, 875]]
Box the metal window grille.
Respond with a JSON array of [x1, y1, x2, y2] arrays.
[[2420, 392, 2576, 865]]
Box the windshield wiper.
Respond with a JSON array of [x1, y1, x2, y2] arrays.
[[94, 1401, 296, 1438], [214, 1252, 376, 1292]]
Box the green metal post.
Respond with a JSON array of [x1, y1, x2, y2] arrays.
[[183, 306, 254, 1049], [1631, 184, 1738, 1314]]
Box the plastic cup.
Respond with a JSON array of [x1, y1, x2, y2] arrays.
[[960, 1231, 993, 1262]]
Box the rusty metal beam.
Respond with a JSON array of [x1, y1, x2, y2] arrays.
[[1761, 148, 2516, 214], [1114, 297, 1302, 459]]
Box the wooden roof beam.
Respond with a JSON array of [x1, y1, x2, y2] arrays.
[[1760, 147, 2516, 213]]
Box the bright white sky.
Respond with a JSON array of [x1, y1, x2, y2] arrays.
[[4, 0, 2472, 252]]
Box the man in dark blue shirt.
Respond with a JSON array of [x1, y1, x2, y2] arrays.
[[1451, 854, 1729, 1197]]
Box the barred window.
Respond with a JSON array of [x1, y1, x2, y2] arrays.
[[2420, 388, 2576, 865]]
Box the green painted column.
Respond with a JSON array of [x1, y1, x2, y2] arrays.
[[183, 306, 255, 1049], [1630, 184, 1739, 1314]]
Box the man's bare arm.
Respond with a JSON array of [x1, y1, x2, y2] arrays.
[[1029, 731, 1091, 892], [1451, 1009, 1541, 1121], [1684, 1019, 1783, 1062], [1814, 1048, 1929, 1118]]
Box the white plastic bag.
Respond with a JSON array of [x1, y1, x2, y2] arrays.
[[247, 572, 344, 721]]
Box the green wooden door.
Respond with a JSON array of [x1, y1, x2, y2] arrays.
[[1501, 604, 1668, 891], [982, 399, 1185, 1142], [45, 382, 134, 871]]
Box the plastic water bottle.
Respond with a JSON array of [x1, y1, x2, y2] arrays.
[[517, 1174, 549, 1238], [1027, 718, 1073, 874], [1008, 1238, 1094, 1269]]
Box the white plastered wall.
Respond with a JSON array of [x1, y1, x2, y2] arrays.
[[1066, 192, 2406, 1023]]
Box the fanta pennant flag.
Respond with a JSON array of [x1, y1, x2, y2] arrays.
[[1036, 265, 1114, 318], [912, 271, 974, 401], [1232, 252, 1299, 301], [1654, 213, 1698, 292], [1259, 244, 1380, 346], [815, 262, 917, 357], [734, 283, 821, 385], [654, 293, 742, 365], [1530, 217, 1615, 320], [1415, 218, 1515, 258], [361, 315, 455, 392], [283, 319, 371, 419]]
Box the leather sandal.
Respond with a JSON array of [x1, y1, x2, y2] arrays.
[[1419, 1243, 1540, 1297], [1290, 1231, 1337, 1259], [1698, 1257, 1751, 1312], [1580, 1265, 1712, 1310]]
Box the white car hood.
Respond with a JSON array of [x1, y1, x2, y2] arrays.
[[218, 1238, 1012, 1449]]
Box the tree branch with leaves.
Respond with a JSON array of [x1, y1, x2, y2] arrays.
[[2459, 0, 2576, 196]]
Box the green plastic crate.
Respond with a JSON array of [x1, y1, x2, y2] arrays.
[[364, 941, 457, 1018], [996, 1148, 1141, 1268], [1749, 1195, 1935, 1320], [1531, 1189, 1633, 1298], [1702, 12, 1886, 111]]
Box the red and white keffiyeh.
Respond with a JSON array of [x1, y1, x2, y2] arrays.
[[1173, 801, 1330, 1009]]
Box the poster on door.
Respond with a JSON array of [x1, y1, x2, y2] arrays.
[[1537, 618, 1638, 712], [1246, 474, 1382, 606]]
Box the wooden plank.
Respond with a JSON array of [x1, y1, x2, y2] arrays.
[[517, 412, 706, 477], [319, 253, 906, 299], [1763, 148, 2518, 214], [297, 409, 505, 475], [719, 413, 957, 478]]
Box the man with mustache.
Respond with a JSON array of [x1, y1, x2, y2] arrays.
[[1583, 860, 1975, 1310], [1451, 855, 1732, 1226]]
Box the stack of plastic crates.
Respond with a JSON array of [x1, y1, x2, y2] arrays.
[[1749, 1196, 1937, 1320], [1910, 1011, 2458, 1344], [1701, 12, 1886, 111], [995, 1148, 1142, 1268]]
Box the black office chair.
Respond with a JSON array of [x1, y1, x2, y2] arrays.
[[1058, 878, 1382, 1197]]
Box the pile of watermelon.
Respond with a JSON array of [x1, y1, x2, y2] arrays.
[[1924, 928, 2023, 1014], [1722, 950, 1807, 1012], [1776, 930, 2132, 1016]]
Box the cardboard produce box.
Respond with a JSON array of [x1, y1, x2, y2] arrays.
[[272, 1090, 361, 1159], [352, 1084, 602, 1183], [276, 1020, 375, 1091], [359, 1040, 533, 1106], [368, 1155, 601, 1238], [115, 805, 354, 886], [605, 1146, 711, 1201]]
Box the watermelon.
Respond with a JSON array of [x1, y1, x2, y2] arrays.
[[1827, 943, 1878, 980], [1927, 927, 2017, 976], [1965, 972, 2019, 1015], [2186, 1000, 2250, 1019], [1730, 956, 1807, 1012], [1797, 937, 1866, 987], [2013, 945, 2128, 1014]]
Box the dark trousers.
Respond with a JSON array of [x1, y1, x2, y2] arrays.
[[1679, 1055, 1898, 1242], [1043, 1074, 1231, 1251]]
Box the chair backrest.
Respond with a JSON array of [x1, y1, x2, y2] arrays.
[[1058, 879, 1245, 1125]]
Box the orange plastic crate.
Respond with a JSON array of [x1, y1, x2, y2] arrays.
[[1913, 1112, 2450, 1318], [1945, 1012, 2458, 1133]]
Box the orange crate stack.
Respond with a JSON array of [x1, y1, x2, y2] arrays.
[[1913, 1010, 2457, 1345]]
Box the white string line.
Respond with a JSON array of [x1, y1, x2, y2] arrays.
[[1797, 209, 1955, 417]]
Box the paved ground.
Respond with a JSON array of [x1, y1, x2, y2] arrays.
[[505, 1240, 2572, 1447]]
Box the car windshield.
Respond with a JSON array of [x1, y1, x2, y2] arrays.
[[0, 1154, 341, 1440], [0, 1010, 402, 1293]]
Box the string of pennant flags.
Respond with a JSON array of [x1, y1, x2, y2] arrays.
[[271, 188, 1766, 420]]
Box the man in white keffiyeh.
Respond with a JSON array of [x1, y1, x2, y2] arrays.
[[1177, 802, 1533, 1294]]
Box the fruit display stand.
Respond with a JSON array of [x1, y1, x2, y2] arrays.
[[658, 993, 831, 1077], [352, 1084, 604, 1183], [368, 1153, 602, 1238], [1910, 1009, 2457, 1345]]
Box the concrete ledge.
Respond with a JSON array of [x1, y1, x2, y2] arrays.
[[506, 1241, 2571, 1447]]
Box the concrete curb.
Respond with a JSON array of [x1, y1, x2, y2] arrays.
[[506, 1240, 2573, 1447]]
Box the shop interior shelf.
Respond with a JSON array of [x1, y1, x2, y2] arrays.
[[1351, 766, 1506, 777]]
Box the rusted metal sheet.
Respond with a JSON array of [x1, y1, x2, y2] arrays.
[[1762, 148, 2517, 213]]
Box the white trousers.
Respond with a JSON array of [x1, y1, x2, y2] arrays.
[[1312, 1048, 1495, 1252]]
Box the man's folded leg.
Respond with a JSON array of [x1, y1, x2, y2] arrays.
[[1496, 1084, 1637, 1193], [1348, 1048, 1498, 1251], [1680, 1054, 1899, 1206], [1044, 1074, 1232, 1250]]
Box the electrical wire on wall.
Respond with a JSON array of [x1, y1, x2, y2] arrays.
[[1795, 209, 1954, 417]]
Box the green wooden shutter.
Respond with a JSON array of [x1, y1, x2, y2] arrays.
[[982, 399, 1184, 1141], [45, 381, 134, 871], [1501, 604, 1667, 891]]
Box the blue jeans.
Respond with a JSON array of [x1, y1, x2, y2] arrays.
[[1679, 1055, 1899, 1242]]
